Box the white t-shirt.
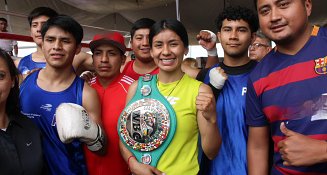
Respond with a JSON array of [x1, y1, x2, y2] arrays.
[[0, 32, 17, 52]]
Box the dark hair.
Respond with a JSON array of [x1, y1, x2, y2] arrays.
[[28, 7, 58, 26], [130, 18, 155, 38], [0, 17, 7, 23], [149, 19, 189, 48], [0, 49, 20, 117], [216, 6, 259, 33], [256, 29, 272, 46], [41, 15, 83, 45]]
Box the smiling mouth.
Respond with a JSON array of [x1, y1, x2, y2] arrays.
[[160, 58, 176, 63]]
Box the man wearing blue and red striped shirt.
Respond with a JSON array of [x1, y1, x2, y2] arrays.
[[246, 0, 327, 175]]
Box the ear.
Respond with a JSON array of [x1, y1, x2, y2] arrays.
[[304, 0, 312, 17], [184, 47, 189, 55], [75, 44, 82, 55], [121, 55, 127, 66], [11, 79, 15, 88], [217, 32, 222, 43]]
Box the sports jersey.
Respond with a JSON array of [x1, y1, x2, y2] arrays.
[[203, 61, 256, 175], [18, 54, 46, 74], [84, 74, 133, 175], [121, 60, 159, 81], [246, 26, 327, 174], [19, 70, 87, 175], [156, 74, 202, 175]]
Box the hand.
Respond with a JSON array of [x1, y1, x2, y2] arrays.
[[209, 67, 227, 90], [196, 91, 216, 123], [129, 158, 165, 175], [79, 71, 96, 83], [196, 30, 217, 51], [278, 122, 327, 166]]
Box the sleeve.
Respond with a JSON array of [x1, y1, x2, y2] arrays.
[[245, 78, 269, 127], [196, 68, 209, 82]]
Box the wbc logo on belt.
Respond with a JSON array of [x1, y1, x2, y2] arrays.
[[314, 56, 327, 74], [119, 98, 170, 152]]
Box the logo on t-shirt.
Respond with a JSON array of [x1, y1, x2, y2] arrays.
[[314, 56, 327, 74], [40, 104, 52, 112]]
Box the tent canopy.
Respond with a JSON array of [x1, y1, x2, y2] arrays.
[[1, 0, 326, 45]]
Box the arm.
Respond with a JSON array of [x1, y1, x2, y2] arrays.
[[14, 44, 18, 56], [73, 52, 94, 76], [119, 81, 163, 175], [82, 83, 106, 155], [196, 83, 221, 159], [247, 126, 270, 175], [205, 56, 220, 68]]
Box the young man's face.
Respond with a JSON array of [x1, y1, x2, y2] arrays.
[[257, 0, 312, 44], [0, 20, 7, 32], [130, 28, 153, 63], [92, 44, 125, 80], [30, 15, 50, 46], [42, 26, 81, 69], [218, 19, 254, 58]]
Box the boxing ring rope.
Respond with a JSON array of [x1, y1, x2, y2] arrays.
[[0, 32, 90, 48]]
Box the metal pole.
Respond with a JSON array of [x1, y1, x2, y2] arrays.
[[175, 0, 180, 21]]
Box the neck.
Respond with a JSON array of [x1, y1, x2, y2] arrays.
[[32, 46, 46, 62], [43, 65, 75, 82], [133, 58, 157, 74], [276, 25, 313, 55], [158, 69, 184, 83], [223, 54, 250, 67], [98, 73, 120, 88]]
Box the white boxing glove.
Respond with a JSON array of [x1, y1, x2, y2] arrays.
[[209, 67, 227, 90], [55, 103, 104, 152]]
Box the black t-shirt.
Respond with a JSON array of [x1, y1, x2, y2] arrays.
[[0, 114, 47, 175]]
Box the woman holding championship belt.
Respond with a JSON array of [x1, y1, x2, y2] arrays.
[[119, 19, 221, 175]]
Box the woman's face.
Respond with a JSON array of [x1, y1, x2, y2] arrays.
[[0, 58, 13, 107], [151, 29, 188, 73]]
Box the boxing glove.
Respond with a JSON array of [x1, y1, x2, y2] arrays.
[[56, 103, 104, 151]]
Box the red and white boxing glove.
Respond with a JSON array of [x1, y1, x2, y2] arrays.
[[55, 103, 105, 152], [209, 67, 227, 90]]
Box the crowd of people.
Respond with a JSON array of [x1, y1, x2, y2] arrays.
[[0, 0, 326, 174]]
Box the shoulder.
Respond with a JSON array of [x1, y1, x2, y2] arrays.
[[12, 114, 40, 133], [199, 83, 212, 94], [120, 74, 135, 86]]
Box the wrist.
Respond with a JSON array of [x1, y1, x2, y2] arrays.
[[324, 141, 327, 162], [207, 47, 218, 56]]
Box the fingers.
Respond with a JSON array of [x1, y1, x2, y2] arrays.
[[280, 122, 296, 137], [150, 166, 164, 175], [197, 30, 217, 43], [196, 92, 214, 111], [216, 67, 228, 79]]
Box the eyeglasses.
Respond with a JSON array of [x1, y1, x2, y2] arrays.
[[249, 43, 269, 50]]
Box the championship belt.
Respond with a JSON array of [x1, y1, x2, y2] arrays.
[[118, 74, 177, 167]]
